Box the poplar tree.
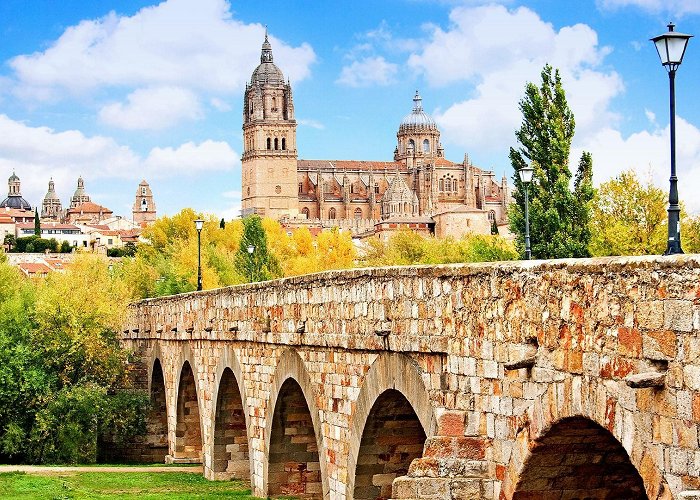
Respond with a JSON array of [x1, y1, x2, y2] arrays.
[[509, 64, 594, 259], [235, 215, 281, 282], [34, 209, 40, 237]]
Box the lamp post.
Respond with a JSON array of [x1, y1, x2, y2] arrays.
[[194, 219, 204, 291], [651, 23, 692, 255], [247, 244, 255, 282], [518, 166, 534, 260]]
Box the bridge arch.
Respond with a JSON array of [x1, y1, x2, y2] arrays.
[[209, 348, 251, 481], [502, 377, 666, 500], [173, 358, 204, 462], [264, 349, 328, 499], [145, 357, 168, 463], [347, 352, 437, 499]]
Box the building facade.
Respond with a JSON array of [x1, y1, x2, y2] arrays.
[[241, 37, 511, 238]]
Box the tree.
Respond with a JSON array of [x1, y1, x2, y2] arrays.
[[235, 215, 281, 282], [34, 209, 40, 237], [3, 234, 15, 252], [509, 64, 594, 259], [589, 170, 668, 256]]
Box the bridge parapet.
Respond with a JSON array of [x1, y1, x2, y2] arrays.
[[123, 255, 700, 499]]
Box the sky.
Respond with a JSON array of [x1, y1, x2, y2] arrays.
[[0, 0, 699, 219]]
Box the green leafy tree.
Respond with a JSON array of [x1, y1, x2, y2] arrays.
[[235, 215, 281, 282], [3, 234, 15, 252], [589, 170, 668, 256], [509, 64, 594, 259], [34, 209, 40, 237]]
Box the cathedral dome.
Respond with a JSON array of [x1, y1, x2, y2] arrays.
[[0, 195, 31, 210], [44, 179, 59, 200], [399, 91, 437, 130], [8, 172, 19, 182], [250, 33, 285, 85]]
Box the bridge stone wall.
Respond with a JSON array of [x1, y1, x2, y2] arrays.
[[122, 255, 700, 499]]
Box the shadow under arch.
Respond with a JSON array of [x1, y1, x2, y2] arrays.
[[502, 379, 666, 500], [263, 348, 329, 499], [145, 357, 168, 463], [173, 359, 204, 462], [512, 416, 647, 499], [347, 352, 437, 499], [209, 348, 251, 481]]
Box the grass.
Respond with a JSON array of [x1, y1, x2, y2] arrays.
[[0, 470, 257, 499]]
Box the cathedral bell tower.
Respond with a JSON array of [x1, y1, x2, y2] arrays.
[[241, 33, 298, 219]]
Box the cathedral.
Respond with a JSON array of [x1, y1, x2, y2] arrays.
[[241, 35, 511, 238]]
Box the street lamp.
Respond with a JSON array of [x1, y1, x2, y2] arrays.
[[246, 244, 255, 282], [651, 22, 693, 255], [518, 165, 534, 260], [194, 219, 204, 291]]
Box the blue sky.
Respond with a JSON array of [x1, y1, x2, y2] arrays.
[[0, 0, 699, 218]]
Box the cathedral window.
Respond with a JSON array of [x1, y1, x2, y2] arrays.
[[439, 179, 444, 192], [374, 183, 379, 194], [350, 184, 354, 194], [408, 139, 415, 150], [301, 207, 309, 218], [453, 179, 458, 192], [141, 199, 148, 211], [488, 210, 496, 222], [271, 97, 277, 111], [354, 208, 362, 219], [423, 139, 430, 153], [282, 138, 286, 150], [328, 208, 336, 219], [267, 138, 271, 150], [274, 138, 279, 150], [298, 182, 303, 194]]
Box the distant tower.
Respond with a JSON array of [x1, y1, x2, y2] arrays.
[[241, 32, 298, 219], [41, 178, 63, 220], [0, 171, 31, 210], [70, 176, 91, 208], [133, 179, 157, 226]]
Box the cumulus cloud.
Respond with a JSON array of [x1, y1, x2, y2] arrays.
[[597, 0, 700, 15], [0, 114, 239, 204], [99, 86, 202, 130], [337, 56, 398, 87], [573, 117, 700, 213], [407, 5, 622, 152], [8, 0, 315, 101]]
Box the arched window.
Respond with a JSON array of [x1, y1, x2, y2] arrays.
[[298, 183, 303, 194], [439, 179, 444, 191], [488, 210, 496, 222], [408, 139, 415, 150], [354, 207, 362, 220], [423, 139, 430, 153], [271, 96, 277, 111], [374, 183, 379, 194], [453, 179, 458, 192], [350, 184, 354, 194], [141, 199, 148, 212], [328, 208, 336, 220], [281, 138, 286, 150], [274, 138, 279, 150], [301, 207, 309, 219], [267, 138, 271, 150]]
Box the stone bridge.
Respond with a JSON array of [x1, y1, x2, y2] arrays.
[[121, 255, 700, 500]]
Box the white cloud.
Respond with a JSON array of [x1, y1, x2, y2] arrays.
[[572, 116, 700, 213], [407, 5, 622, 153], [99, 86, 202, 130], [298, 119, 325, 130], [337, 56, 398, 87], [210, 97, 232, 112], [0, 114, 239, 205], [144, 140, 238, 175], [597, 0, 700, 15], [8, 0, 315, 101]]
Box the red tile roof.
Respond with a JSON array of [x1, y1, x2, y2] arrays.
[[66, 202, 113, 214], [18, 262, 51, 276]]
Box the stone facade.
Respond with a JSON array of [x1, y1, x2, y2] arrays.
[[123, 255, 700, 499], [132, 179, 157, 227], [240, 37, 510, 238]]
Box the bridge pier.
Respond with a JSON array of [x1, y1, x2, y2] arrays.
[[122, 256, 700, 499]]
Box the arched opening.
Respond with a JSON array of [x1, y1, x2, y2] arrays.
[[268, 378, 321, 498], [422, 139, 429, 153], [328, 207, 336, 220], [353, 389, 426, 500], [354, 207, 362, 219], [174, 361, 202, 462], [301, 207, 310, 218], [282, 138, 286, 150], [212, 368, 248, 479], [513, 417, 647, 499], [274, 138, 279, 150], [452, 179, 458, 192], [439, 178, 444, 191], [144, 359, 168, 463], [266, 138, 271, 150]]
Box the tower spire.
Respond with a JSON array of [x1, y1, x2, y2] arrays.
[[261, 29, 273, 63]]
